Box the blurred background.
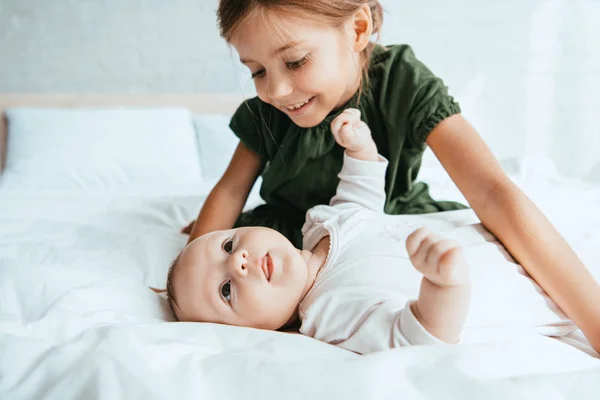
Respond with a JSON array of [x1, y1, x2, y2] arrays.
[[1, 0, 598, 181]]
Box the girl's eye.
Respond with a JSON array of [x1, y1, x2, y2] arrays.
[[251, 69, 265, 79], [220, 281, 231, 302], [223, 239, 233, 254], [286, 56, 309, 71]]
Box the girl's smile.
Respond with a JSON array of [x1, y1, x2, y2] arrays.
[[230, 11, 365, 127], [279, 95, 316, 116]]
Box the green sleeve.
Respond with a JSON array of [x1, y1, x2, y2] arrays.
[[378, 45, 461, 147], [228, 98, 268, 159]]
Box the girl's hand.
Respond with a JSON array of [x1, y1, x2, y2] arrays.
[[330, 108, 378, 161], [181, 220, 195, 235]]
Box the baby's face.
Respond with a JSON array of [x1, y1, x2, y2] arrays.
[[172, 227, 310, 330]]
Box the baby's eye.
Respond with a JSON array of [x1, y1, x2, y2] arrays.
[[220, 280, 231, 302], [223, 239, 233, 254]]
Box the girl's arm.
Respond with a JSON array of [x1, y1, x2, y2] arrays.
[[426, 114, 600, 353], [187, 141, 263, 243]]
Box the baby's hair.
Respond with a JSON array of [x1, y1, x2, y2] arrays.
[[217, 0, 384, 93], [165, 253, 182, 321]]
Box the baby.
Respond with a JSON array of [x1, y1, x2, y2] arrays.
[[165, 109, 574, 353]]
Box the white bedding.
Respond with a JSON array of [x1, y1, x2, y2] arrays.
[[1, 161, 600, 399]]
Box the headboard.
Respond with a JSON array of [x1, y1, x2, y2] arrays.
[[0, 93, 246, 173]]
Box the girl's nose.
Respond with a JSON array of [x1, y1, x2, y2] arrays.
[[267, 74, 293, 100]]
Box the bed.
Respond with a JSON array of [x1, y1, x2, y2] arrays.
[[0, 94, 599, 400]]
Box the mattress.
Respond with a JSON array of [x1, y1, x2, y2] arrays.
[[1, 174, 599, 398]]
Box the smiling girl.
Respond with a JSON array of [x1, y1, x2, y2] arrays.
[[181, 0, 600, 352]]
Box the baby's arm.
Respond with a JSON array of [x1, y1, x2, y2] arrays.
[[330, 109, 470, 343], [406, 228, 471, 343], [327, 109, 387, 211], [330, 109, 378, 162]]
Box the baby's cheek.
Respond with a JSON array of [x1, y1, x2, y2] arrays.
[[261, 287, 294, 313]]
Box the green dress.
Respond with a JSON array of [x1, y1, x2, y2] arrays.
[[230, 44, 467, 248]]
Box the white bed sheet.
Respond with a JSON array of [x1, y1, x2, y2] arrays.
[[1, 163, 600, 399]]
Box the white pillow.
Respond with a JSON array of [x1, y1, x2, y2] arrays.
[[192, 114, 239, 180], [1, 108, 203, 192], [192, 114, 264, 210]]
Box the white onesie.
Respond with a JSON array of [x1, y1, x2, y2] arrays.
[[298, 153, 576, 354]]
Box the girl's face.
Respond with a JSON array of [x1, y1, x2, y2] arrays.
[[230, 10, 363, 128]]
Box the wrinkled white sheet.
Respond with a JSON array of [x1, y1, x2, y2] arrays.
[[1, 158, 600, 399]]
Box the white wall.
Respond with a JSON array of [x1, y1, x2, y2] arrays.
[[0, 0, 236, 92], [377, 0, 600, 180], [1, 0, 598, 179]]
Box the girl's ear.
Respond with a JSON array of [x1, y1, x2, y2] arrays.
[[350, 4, 373, 52]]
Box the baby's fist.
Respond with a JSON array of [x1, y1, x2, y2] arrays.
[[406, 228, 470, 288], [330, 109, 376, 157]]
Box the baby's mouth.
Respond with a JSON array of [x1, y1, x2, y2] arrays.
[[261, 253, 274, 281]]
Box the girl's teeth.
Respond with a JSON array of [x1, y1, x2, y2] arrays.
[[287, 99, 310, 110]]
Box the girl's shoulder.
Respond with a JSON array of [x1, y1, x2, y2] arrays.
[[367, 44, 436, 88], [230, 96, 285, 127], [230, 96, 294, 134], [365, 44, 461, 146], [228, 97, 293, 158], [369, 43, 416, 64]]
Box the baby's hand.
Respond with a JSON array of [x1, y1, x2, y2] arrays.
[[406, 228, 470, 287], [330, 108, 378, 161]]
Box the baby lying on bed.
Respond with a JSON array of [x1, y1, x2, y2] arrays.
[[163, 109, 575, 353]]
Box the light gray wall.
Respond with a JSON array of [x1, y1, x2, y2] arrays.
[[0, 0, 236, 92], [1, 0, 599, 178], [3, 0, 598, 95]]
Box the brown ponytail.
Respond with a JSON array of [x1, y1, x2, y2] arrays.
[[369, 0, 384, 38]]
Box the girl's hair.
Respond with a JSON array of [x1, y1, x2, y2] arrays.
[[217, 0, 384, 90]]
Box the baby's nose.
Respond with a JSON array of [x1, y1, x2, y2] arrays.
[[231, 249, 249, 276]]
